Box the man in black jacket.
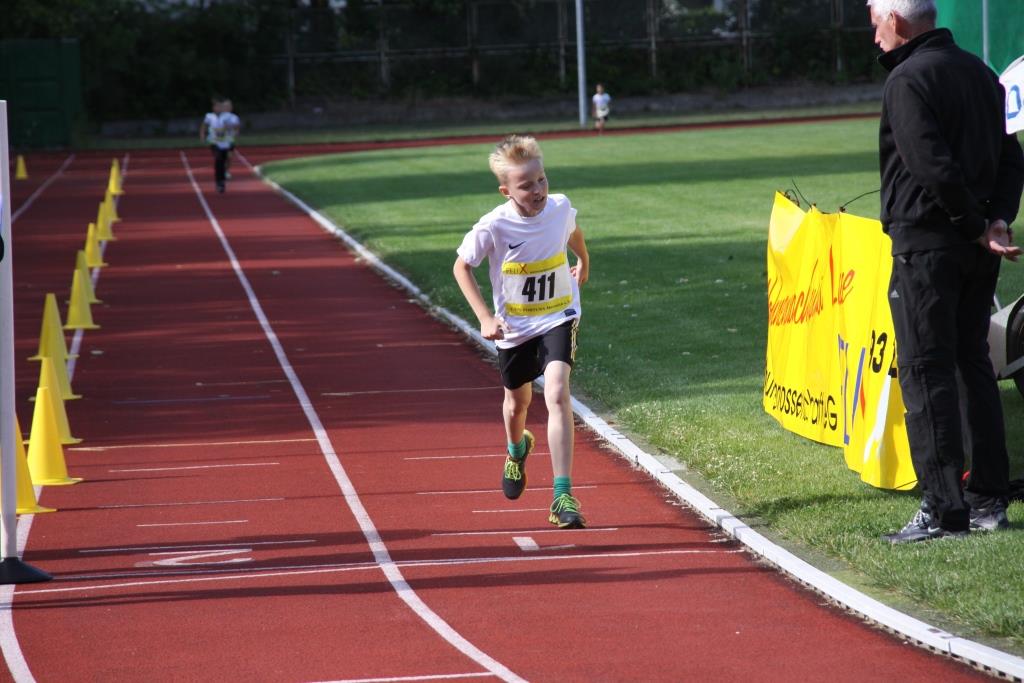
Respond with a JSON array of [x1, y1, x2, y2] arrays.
[[868, 0, 1024, 543]]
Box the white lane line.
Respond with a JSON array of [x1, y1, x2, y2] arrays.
[[405, 453, 545, 462], [182, 151, 524, 683], [24, 548, 742, 593], [109, 462, 279, 473], [110, 394, 270, 405], [418, 485, 596, 496], [195, 379, 289, 387], [323, 386, 498, 398], [96, 497, 285, 510], [314, 671, 494, 682], [136, 520, 248, 528], [81, 540, 315, 554], [472, 509, 548, 514], [9, 154, 76, 223], [511, 537, 538, 552], [69, 437, 316, 451], [433, 527, 617, 538], [374, 341, 466, 349]]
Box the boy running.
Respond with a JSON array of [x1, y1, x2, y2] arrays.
[[453, 135, 591, 528], [198, 96, 230, 193]]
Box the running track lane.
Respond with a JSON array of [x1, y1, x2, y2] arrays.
[[4, 148, 987, 682]]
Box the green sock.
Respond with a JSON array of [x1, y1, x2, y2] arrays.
[[507, 435, 527, 460], [554, 476, 572, 499]]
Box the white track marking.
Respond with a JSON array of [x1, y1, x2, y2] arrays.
[[511, 537, 538, 552], [109, 462, 279, 473], [405, 453, 544, 461], [374, 341, 466, 348], [313, 673, 493, 683], [433, 527, 616, 537], [136, 520, 248, 528], [323, 386, 498, 398], [181, 152, 525, 683], [81, 540, 314, 554], [24, 548, 741, 594], [195, 379, 289, 387], [140, 549, 253, 567], [96, 497, 285, 510], [9, 154, 75, 223], [418, 485, 596, 496], [70, 437, 315, 451]]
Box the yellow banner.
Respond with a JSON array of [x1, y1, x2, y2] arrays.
[[763, 192, 916, 490]]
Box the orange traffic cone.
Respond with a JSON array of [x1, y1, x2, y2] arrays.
[[84, 223, 108, 269], [26, 387, 82, 486], [74, 250, 101, 305], [15, 155, 28, 180], [96, 201, 116, 242], [64, 269, 100, 330], [29, 293, 77, 362], [8, 416, 56, 514]]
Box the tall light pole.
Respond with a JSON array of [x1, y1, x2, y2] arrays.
[[576, 0, 587, 128]]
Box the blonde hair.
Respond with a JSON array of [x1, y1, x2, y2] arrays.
[[488, 135, 543, 183]]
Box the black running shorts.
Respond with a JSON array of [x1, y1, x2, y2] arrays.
[[497, 318, 579, 390]]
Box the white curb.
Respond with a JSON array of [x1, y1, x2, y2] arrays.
[[247, 157, 1024, 682]]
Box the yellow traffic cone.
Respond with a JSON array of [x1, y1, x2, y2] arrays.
[[96, 201, 116, 242], [26, 387, 82, 486], [84, 223, 108, 269], [8, 416, 57, 514], [15, 155, 28, 180], [29, 293, 77, 362], [74, 250, 101, 304], [36, 358, 82, 445], [104, 188, 121, 223], [38, 353, 81, 403], [107, 159, 123, 196], [64, 269, 100, 330]]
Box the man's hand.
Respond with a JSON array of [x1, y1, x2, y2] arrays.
[[979, 219, 1022, 262]]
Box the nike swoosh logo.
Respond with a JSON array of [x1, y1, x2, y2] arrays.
[[509, 241, 525, 249]]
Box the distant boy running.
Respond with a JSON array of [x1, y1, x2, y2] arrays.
[[453, 135, 591, 528], [591, 83, 611, 134], [198, 96, 230, 193], [219, 99, 241, 180]]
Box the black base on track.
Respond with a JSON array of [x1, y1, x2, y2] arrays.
[[0, 558, 51, 584]]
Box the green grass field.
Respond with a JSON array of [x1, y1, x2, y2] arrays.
[[262, 117, 1024, 653]]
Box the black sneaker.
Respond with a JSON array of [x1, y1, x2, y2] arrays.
[[883, 509, 967, 544], [549, 493, 586, 529], [216, 183, 225, 194], [501, 429, 534, 500], [970, 501, 1010, 531]]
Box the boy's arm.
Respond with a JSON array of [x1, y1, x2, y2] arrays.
[[453, 257, 505, 340], [568, 225, 589, 285], [199, 121, 207, 142]]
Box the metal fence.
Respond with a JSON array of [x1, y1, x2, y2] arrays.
[[276, 0, 880, 105]]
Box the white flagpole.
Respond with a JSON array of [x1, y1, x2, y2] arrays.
[[576, 0, 587, 128], [0, 101, 51, 583], [982, 0, 990, 66]]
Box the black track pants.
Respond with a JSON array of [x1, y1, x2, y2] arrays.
[[888, 245, 1009, 531]]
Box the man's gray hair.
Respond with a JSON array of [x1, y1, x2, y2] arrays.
[[866, 0, 937, 23]]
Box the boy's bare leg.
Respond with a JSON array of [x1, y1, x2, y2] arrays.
[[543, 361, 574, 477], [503, 383, 532, 446]]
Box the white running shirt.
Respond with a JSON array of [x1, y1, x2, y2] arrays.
[[457, 193, 581, 349]]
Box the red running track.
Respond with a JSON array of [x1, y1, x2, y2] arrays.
[[2, 146, 989, 682]]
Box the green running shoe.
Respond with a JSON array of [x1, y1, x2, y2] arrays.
[[549, 493, 586, 528], [501, 429, 534, 500]]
